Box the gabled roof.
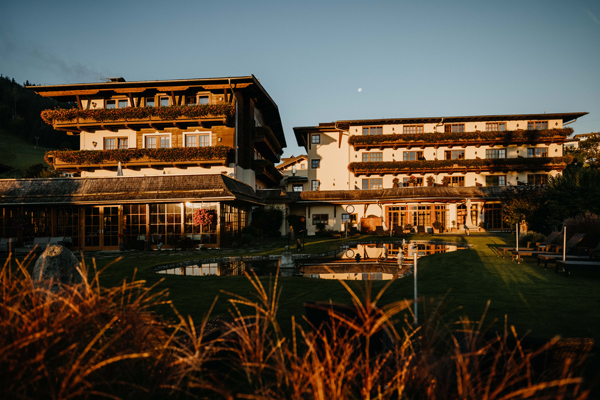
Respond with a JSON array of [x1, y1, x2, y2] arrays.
[[294, 112, 588, 147], [276, 154, 308, 171], [0, 174, 263, 206], [27, 75, 286, 148]]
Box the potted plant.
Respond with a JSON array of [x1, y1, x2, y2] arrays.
[[426, 176, 435, 187], [432, 220, 443, 233], [451, 220, 457, 232], [392, 178, 400, 188], [478, 221, 486, 232], [193, 208, 215, 250], [441, 176, 451, 187], [407, 176, 416, 187]]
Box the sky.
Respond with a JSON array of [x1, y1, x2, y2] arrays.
[[1, 0, 599, 158]]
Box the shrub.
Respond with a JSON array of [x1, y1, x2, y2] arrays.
[[251, 206, 284, 237], [519, 232, 547, 247], [564, 212, 600, 247]]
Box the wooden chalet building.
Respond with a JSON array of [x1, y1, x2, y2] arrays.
[[291, 112, 587, 235], [0, 76, 286, 250]]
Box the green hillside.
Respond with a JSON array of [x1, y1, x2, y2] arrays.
[[0, 129, 57, 178]]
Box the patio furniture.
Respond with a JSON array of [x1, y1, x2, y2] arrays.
[[393, 225, 404, 236], [416, 226, 429, 235], [0, 237, 17, 253], [512, 233, 585, 263], [15, 237, 52, 255], [534, 231, 561, 251], [496, 241, 535, 258], [537, 241, 600, 268], [555, 259, 600, 277]]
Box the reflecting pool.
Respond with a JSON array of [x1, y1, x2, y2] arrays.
[[155, 240, 470, 280]]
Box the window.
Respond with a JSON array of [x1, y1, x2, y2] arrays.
[[486, 148, 506, 159], [159, 96, 170, 107], [118, 99, 129, 108], [146, 97, 155, 107], [312, 214, 328, 225], [362, 152, 383, 162], [527, 148, 548, 158], [311, 180, 320, 191], [197, 95, 209, 105], [403, 177, 423, 187], [292, 184, 303, 192], [486, 175, 506, 186], [311, 134, 321, 144], [104, 137, 128, 150], [445, 123, 465, 133], [527, 174, 548, 185], [342, 213, 358, 224], [450, 176, 465, 187], [485, 122, 506, 131], [362, 126, 383, 135], [403, 151, 424, 161], [311, 159, 320, 169], [106, 100, 116, 109], [362, 178, 383, 189], [145, 135, 170, 149], [403, 125, 424, 134], [444, 150, 465, 160], [528, 121, 548, 130], [185, 132, 211, 147]]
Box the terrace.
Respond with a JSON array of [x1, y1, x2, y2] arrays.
[[348, 128, 573, 150], [40, 103, 236, 134], [348, 156, 572, 176], [45, 146, 234, 172]]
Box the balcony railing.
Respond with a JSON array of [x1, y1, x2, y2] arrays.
[[252, 159, 283, 185], [40, 104, 236, 132], [45, 146, 234, 172], [253, 126, 283, 163], [348, 156, 572, 176], [348, 128, 573, 150]]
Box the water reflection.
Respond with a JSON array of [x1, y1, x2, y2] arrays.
[[155, 241, 468, 280]]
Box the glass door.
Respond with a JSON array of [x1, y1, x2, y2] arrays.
[[83, 206, 120, 250]]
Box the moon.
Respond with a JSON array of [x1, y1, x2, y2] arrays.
[[358, 88, 362, 92]]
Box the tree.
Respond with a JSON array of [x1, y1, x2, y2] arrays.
[[565, 133, 600, 168], [251, 206, 284, 237], [22, 163, 61, 178]]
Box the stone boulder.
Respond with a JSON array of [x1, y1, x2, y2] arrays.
[[33, 245, 82, 291]]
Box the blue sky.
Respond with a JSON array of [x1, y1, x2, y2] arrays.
[[1, 0, 599, 157]]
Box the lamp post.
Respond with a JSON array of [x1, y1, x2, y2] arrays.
[[413, 243, 418, 326]]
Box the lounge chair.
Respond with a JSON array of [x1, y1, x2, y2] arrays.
[[534, 231, 562, 251], [0, 237, 17, 253], [512, 233, 585, 263], [555, 259, 600, 277], [496, 241, 535, 258], [537, 241, 600, 268], [496, 231, 560, 257], [14, 237, 52, 255]]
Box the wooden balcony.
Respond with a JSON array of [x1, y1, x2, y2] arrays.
[[40, 104, 235, 134], [348, 156, 572, 177], [252, 159, 283, 186], [45, 147, 234, 172], [253, 126, 283, 163], [349, 129, 572, 150]]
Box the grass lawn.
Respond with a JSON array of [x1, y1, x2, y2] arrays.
[[0, 129, 53, 177], [7, 233, 600, 340]]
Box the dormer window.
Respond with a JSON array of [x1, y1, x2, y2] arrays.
[[106, 100, 116, 109], [198, 95, 209, 104], [159, 96, 170, 107], [118, 99, 129, 108], [146, 97, 155, 107]]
